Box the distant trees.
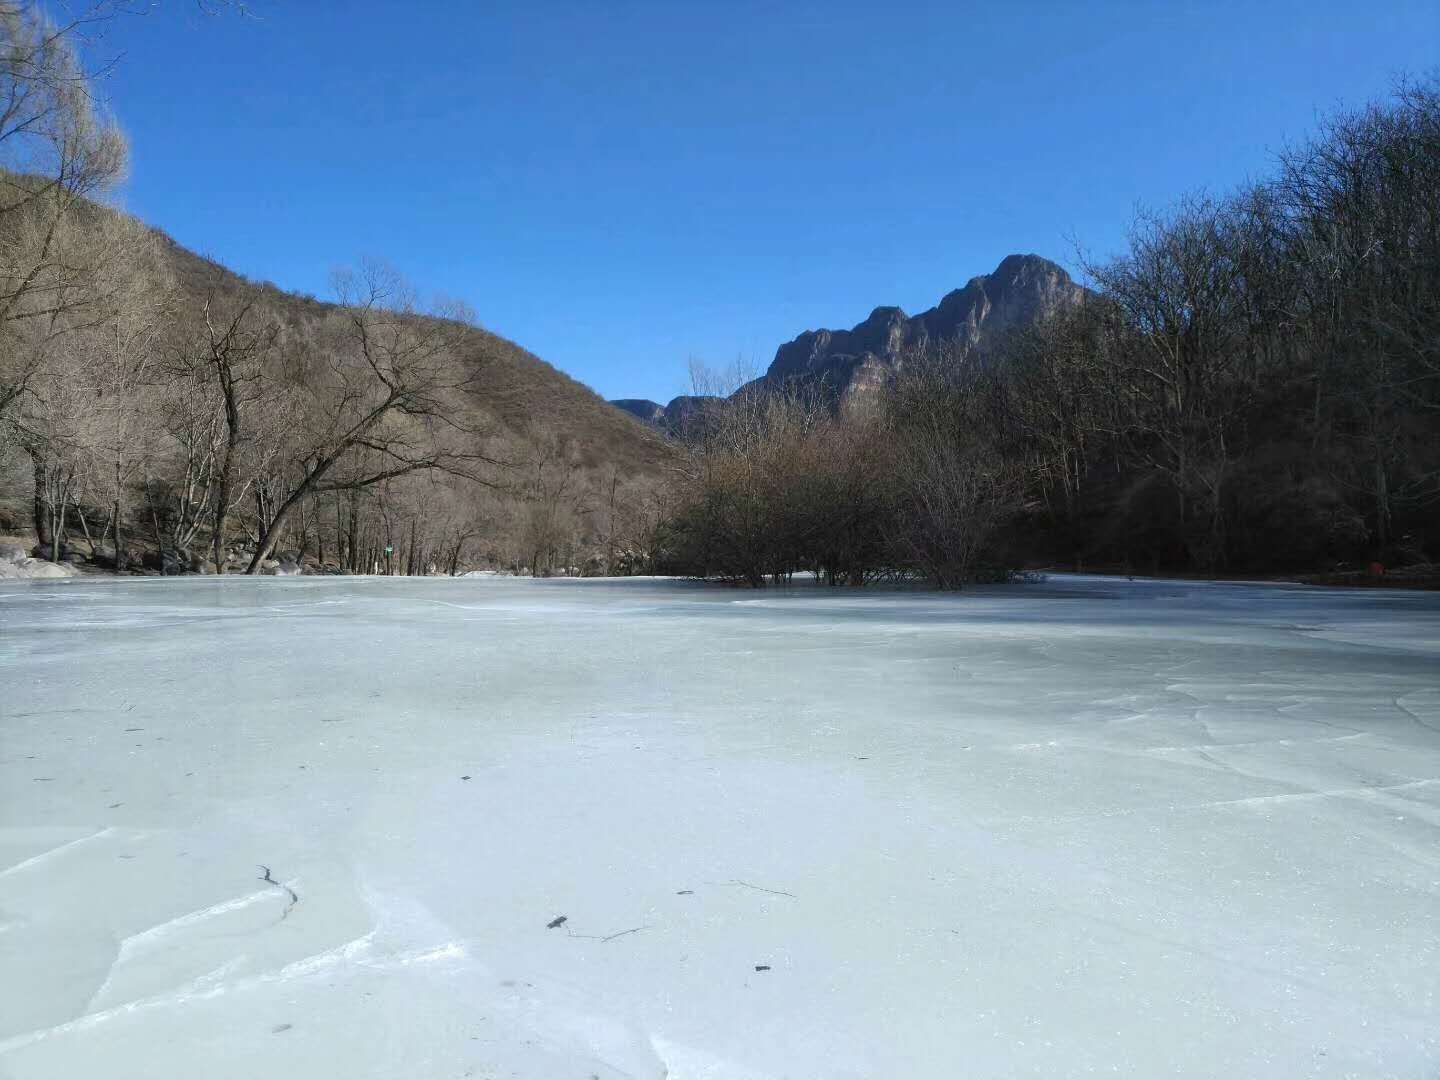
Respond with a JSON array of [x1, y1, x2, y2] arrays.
[[883, 350, 1026, 587], [657, 364, 1021, 588]]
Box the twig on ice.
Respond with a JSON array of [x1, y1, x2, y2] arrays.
[[721, 878, 797, 899], [599, 926, 645, 943], [258, 864, 299, 918], [548, 914, 647, 943], [565, 924, 647, 943]]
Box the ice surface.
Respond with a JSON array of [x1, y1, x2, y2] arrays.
[[2, 573, 1438, 1078]]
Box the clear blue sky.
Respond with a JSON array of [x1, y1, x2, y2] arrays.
[[92, 1, 1437, 403]]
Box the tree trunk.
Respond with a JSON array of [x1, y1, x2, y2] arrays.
[[113, 497, 126, 572], [245, 456, 344, 573], [29, 449, 51, 556], [347, 492, 360, 574], [212, 455, 233, 574], [297, 498, 309, 561], [1374, 446, 1391, 554], [76, 506, 96, 556], [145, 483, 167, 574], [51, 480, 70, 563]]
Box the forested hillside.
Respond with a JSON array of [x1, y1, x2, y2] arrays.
[[0, 3, 674, 577]]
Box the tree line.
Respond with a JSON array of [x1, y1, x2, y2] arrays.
[[654, 79, 1440, 586]]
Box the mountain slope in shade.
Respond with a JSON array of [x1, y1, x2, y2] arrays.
[[610, 395, 719, 436]]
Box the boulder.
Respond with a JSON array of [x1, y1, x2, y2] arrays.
[[0, 557, 79, 579], [0, 541, 26, 565], [141, 549, 188, 575], [89, 543, 140, 570]]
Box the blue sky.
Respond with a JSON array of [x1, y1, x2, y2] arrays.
[[93, 1, 1437, 402]]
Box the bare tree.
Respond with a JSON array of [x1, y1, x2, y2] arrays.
[[242, 262, 497, 573], [0, 1, 128, 428], [163, 285, 283, 570]]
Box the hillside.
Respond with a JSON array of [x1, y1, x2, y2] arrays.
[[0, 205, 678, 576], [149, 230, 676, 479]]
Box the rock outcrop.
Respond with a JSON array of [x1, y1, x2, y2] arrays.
[[758, 254, 1086, 404], [611, 394, 723, 435], [613, 254, 1086, 426]]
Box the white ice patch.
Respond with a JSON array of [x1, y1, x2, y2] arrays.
[[1, 574, 1438, 1079]]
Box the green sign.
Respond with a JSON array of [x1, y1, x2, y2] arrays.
[[384, 544, 393, 555]]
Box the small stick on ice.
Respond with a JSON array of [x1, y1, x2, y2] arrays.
[[553, 918, 648, 942], [599, 926, 645, 943], [722, 878, 797, 899], [258, 865, 299, 919]]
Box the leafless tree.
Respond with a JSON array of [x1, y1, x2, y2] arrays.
[[242, 262, 498, 573]]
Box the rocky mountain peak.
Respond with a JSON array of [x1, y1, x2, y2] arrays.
[[761, 254, 1085, 401], [612, 254, 1086, 426]]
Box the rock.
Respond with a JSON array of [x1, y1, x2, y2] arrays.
[[142, 549, 187, 575], [0, 557, 79, 579], [0, 541, 26, 565], [92, 544, 139, 571], [761, 255, 1087, 404]]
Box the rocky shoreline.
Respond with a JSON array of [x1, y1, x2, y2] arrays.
[[0, 535, 313, 579]]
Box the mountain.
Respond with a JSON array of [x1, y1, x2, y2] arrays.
[[761, 254, 1085, 402], [610, 395, 721, 436], [611, 254, 1086, 424]]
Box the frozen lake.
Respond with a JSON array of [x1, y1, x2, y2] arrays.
[[2, 574, 1438, 1078]]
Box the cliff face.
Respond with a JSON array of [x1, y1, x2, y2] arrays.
[[761, 254, 1086, 401], [611, 254, 1086, 427]]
